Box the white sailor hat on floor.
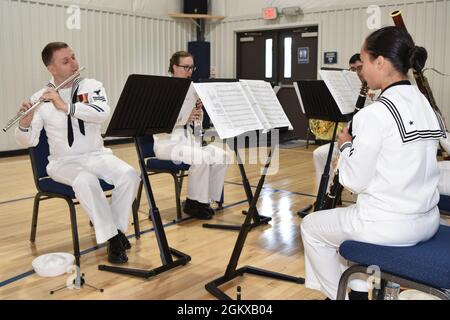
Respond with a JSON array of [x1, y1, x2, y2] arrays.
[[32, 253, 75, 277]]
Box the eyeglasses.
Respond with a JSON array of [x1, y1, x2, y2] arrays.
[[176, 64, 196, 72], [349, 65, 362, 72]]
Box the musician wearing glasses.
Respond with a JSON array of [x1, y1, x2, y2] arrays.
[[301, 27, 446, 300], [152, 51, 229, 220], [15, 42, 141, 265]]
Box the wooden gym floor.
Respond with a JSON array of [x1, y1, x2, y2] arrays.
[[0, 142, 355, 300]]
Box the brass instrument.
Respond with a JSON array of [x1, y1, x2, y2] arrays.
[[309, 119, 346, 141], [3, 66, 85, 132]]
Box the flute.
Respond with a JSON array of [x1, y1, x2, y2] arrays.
[[3, 66, 85, 132]]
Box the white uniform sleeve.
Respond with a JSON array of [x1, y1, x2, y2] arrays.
[[69, 86, 110, 124], [441, 134, 450, 154], [14, 109, 44, 148], [338, 108, 383, 194]]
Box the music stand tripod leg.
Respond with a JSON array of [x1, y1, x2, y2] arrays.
[[202, 140, 271, 231], [205, 147, 304, 299]]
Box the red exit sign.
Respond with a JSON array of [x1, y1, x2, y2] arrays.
[[263, 7, 278, 20]]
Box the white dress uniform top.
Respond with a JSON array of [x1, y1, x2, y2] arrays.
[[15, 77, 141, 244], [312, 90, 380, 191], [301, 81, 447, 299], [153, 122, 229, 204]]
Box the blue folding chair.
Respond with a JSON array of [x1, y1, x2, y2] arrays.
[[337, 225, 450, 300], [135, 135, 191, 221], [438, 194, 450, 215], [29, 129, 140, 267], [135, 135, 224, 221]]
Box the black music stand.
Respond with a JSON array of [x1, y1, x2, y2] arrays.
[[205, 138, 305, 300], [294, 80, 351, 217], [98, 74, 192, 278], [200, 80, 303, 299], [198, 79, 272, 231]]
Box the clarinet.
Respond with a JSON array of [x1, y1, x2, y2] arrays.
[[316, 81, 368, 211], [192, 98, 205, 147]]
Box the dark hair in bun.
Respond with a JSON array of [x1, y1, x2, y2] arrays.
[[364, 26, 427, 74]]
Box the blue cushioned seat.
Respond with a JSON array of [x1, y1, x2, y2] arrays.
[[38, 177, 114, 198], [136, 135, 225, 221], [136, 135, 191, 221], [336, 225, 450, 300], [438, 195, 450, 213], [146, 159, 190, 173]]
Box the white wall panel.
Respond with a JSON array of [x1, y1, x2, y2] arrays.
[[0, 0, 195, 151], [207, 0, 450, 127], [1, 0, 449, 152], [29, 0, 181, 17]]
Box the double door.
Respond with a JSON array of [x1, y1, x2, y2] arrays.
[[237, 26, 319, 140]]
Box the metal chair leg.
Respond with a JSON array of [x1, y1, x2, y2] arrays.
[[66, 199, 81, 267], [135, 180, 143, 212], [173, 173, 183, 221], [132, 198, 140, 239], [30, 193, 42, 242], [336, 265, 372, 300]]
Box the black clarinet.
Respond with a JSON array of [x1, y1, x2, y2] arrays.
[[316, 82, 368, 211]]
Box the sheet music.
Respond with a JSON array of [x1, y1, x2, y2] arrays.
[[240, 80, 293, 130], [293, 82, 306, 114], [319, 70, 362, 115], [175, 82, 197, 128], [193, 82, 264, 139], [342, 70, 363, 95]]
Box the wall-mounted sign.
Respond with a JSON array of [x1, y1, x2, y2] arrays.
[[239, 37, 255, 42], [262, 7, 278, 20], [298, 47, 309, 64], [324, 52, 338, 64]]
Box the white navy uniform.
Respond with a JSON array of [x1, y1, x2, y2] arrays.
[[312, 90, 380, 191], [15, 77, 141, 244], [301, 81, 446, 299], [153, 120, 229, 204]]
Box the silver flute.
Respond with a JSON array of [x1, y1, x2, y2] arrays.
[[3, 66, 86, 132]]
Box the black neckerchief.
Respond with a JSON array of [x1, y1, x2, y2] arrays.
[[67, 78, 86, 147]]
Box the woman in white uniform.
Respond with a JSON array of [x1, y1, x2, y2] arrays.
[[300, 26, 447, 300], [153, 51, 229, 219]]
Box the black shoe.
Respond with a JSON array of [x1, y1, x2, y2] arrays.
[[348, 290, 368, 300], [117, 230, 131, 250], [183, 198, 199, 216], [196, 201, 215, 217], [183, 198, 213, 220], [195, 206, 214, 220], [107, 234, 128, 264]]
